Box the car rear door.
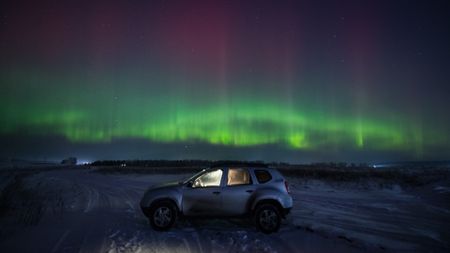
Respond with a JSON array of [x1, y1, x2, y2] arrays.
[[220, 167, 256, 216]]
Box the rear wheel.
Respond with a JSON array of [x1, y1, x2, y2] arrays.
[[254, 204, 281, 233], [149, 201, 177, 231]]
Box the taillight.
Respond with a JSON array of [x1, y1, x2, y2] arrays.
[[285, 180, 290, 194]]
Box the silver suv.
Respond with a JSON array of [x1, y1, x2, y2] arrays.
[[140, 165, 293, 233]]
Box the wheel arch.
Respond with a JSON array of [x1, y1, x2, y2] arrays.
[[150, 197, 179, 210], [251, 198, 283, 216], [146, 197, 181, 217]]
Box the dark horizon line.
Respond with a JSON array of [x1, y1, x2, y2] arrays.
[[3, 157, 450, 167]]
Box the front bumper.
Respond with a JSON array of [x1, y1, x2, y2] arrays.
[[141, 205, 151, 218]]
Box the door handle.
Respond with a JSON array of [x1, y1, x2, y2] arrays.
[[246, 190, 254, 193], [213, 191, 221, 195]]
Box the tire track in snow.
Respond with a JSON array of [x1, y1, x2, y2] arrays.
[[51, 230, 70, 253], [83, 185, 100, 213]]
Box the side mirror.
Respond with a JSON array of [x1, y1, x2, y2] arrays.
[[187, 180, 194, 188]]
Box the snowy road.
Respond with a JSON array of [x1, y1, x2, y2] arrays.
[[0, 168, 448, 252]]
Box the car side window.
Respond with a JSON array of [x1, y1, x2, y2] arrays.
[[254, 170, 272, 183], [193, 169, 223, 187], [227, 168, 252, 186]]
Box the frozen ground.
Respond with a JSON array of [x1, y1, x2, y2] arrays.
[[289, 178, 450, 252], [0, 167, 449, 253]]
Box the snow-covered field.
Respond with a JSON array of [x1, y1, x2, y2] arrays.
[[0, 167, 449, 253]]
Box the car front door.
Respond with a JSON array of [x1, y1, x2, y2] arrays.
[[182, 168, 224, 216], [220, 168, 256, 216]]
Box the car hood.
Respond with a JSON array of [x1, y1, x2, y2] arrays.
[[146, 181, 181, 191], [140, 181, 183, 208]]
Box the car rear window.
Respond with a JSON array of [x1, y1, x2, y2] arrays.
[[227, 168, 252, 186], [254, 170, 272, 183]]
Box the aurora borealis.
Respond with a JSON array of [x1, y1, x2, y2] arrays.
[[1, 0, 449, 162]]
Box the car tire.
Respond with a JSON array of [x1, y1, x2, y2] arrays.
[[254, 204, 281, 234], [149, 200, 177, 231]]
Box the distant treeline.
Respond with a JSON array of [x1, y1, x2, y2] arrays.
[[90, 159, 373, 169], [91, 159, 270, 168]]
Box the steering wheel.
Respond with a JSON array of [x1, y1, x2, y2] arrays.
[[193, 179, 203, 187]]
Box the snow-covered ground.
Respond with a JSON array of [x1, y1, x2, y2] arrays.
[[0, 168, 449, 253], [289, 179, 450, 252]]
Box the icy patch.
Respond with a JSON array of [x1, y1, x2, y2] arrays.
[[207, 230, 278, 253], [434, 186, 450, 194], [107, 230, 145, 253]]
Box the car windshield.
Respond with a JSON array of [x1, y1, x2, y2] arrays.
[[181, 169, 206, 184]]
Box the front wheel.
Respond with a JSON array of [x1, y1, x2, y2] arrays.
[[254, 204, 281, 233], [149, 201, 177, 231]]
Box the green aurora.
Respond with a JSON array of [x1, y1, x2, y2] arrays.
[[1, 68, 446, 159], [1, 0, 449, 161]]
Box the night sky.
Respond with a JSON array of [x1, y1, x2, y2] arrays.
[[1, 0, 449, 163]]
